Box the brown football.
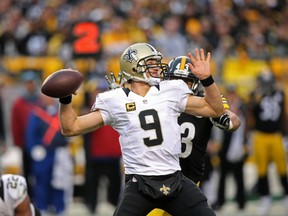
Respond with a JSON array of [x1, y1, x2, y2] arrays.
[[41, 69, 83, 98]]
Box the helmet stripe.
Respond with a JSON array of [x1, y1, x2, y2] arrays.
[[180, 57, 186, 70], [146, 43, 157, 52]]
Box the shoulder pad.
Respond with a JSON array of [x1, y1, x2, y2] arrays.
[[2, 174, 28, 200]]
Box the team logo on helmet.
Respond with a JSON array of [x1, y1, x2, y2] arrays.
[[123, 48, 138, 63]]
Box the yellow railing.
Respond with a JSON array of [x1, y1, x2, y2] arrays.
[[1, 55, 288, 98]]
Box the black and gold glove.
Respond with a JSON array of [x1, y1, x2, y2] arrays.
[[210, 113, 232, 130]]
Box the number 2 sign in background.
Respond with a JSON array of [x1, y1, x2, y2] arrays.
[[72, 21, 101, 57]]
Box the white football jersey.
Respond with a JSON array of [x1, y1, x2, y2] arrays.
[[0, 174, 28, 216], [92, 79, 191, 175]]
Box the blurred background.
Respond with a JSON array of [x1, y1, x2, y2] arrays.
[[0, 0, 288, 215]]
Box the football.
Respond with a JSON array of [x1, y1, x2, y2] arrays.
[[41, 68, 83, 98]]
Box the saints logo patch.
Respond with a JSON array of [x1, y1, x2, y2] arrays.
[[123, 48, 138, 63], [160, 184, 170, 195], [126, 102, 136, 111]]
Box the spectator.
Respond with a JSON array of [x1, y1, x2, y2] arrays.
[[0, 78, 5, 153], [26, 94, 73, 215], [83, 78, 122, 214], [212, 84, 247, 211], [154, 15, 188, 59], [19, 20, 51, 56], [11, 70, 41, 197]]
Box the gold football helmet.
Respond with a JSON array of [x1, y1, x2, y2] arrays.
[[120, 43, 167, 86]]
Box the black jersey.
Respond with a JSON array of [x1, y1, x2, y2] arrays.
[[178, 112, 213, 183], [250, 89, 285, 133]]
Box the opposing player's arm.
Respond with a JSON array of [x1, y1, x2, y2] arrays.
[[210, 95, 241, 131], [184, 49, 224, 117], [185, 95, 223, 117], [225, 109, 241, 131], [210, 109, 240, 132], [59, 102, 104, 136]]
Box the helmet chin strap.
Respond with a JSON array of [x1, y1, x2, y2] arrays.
[[144, 73, 160, 86], [122, 71, 160, 86]]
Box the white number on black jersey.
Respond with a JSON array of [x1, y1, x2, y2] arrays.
[[179, 122, 196, 158], [259, 93, 282, 121]]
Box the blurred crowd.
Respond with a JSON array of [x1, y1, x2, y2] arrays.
[[0, 0, 288, 72], [1, 0, 288, 215]]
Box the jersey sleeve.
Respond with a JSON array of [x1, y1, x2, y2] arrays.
[[177, 80, 191, 113], [90, 91, 114, 126], [2, 174, 28, 209]]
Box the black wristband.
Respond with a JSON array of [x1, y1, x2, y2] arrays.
[[59, 95, 72, 104], [200, 75, 214, 87]]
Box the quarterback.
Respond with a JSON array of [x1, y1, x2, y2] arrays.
[[58, 43, 227, 215]]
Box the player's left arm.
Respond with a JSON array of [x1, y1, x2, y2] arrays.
[[15, 195, 32, 216], [185, 49, 224, 117]]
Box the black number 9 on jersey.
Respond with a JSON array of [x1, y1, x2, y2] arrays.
[[139, 109, 163, 147]]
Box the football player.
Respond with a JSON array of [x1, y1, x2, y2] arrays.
[[248, 69, 288, 215], [166, 56, 240, 184], [154, 57, 242, 216], [0, 173, 41, 216], [106, 56, 241, 216], [58, 43, 227, 216]]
